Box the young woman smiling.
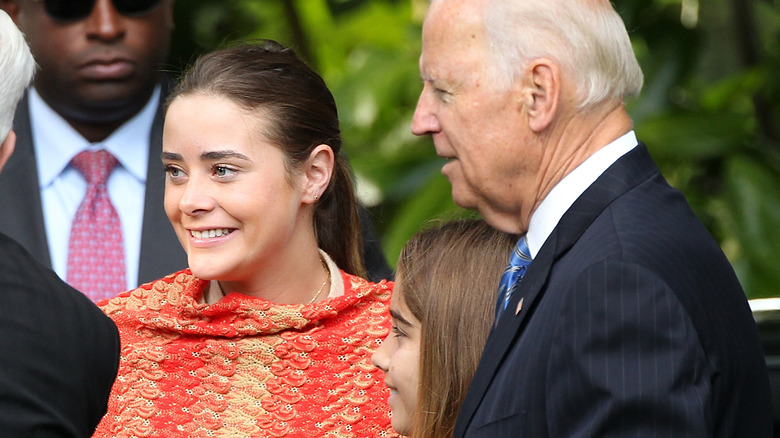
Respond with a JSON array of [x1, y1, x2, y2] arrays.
[[93, 41, 398, 437]]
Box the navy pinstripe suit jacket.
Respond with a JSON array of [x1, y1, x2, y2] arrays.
[[454, 144, 772, 437]]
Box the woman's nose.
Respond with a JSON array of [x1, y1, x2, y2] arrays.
[[177, 177, 217, 216], [371, 334, 392, 372]]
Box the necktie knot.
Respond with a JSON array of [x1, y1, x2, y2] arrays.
[[495, 235, 533, 321], [507, 237, 532, 272], [72, 150, 118, 186]]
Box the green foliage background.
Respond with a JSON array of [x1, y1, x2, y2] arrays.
[[169, 0, 780, 298]]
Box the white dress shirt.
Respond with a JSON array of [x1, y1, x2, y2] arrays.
[[29, 86, 161, 290], [526, 131, 638, 258]]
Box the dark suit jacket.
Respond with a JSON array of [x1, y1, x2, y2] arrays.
[[0, 231, 119, 436], [455, 144, 772, 437], [0, 87, 392, 287]]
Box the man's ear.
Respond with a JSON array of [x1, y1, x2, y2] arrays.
[[302, 144, 335, 204], [0, 131, 17, 173], [521, 58, 561, 133], [0, 1, 22, 21]]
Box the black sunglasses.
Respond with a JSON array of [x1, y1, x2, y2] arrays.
[[34, 0, 161, 22]]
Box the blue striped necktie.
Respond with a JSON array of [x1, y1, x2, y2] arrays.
[[494, 235, 532, 323]]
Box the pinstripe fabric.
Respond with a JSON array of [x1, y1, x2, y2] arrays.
[[454, 144, 772, 437], [0, 231, 119, 435]]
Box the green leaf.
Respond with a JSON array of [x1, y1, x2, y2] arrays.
[[724, 155, 780, 298], [637, 111, 749, 160]]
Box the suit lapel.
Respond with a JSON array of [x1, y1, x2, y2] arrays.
[[454, 144, 660, 436], [0, 94, 52, 267], [454, 228, 558, 437]]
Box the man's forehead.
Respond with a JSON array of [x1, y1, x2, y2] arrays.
[[419, 4, 488, 66], [422, 0, 486, 42]]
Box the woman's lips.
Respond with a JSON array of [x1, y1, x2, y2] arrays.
[[187, 228, 236, 248]]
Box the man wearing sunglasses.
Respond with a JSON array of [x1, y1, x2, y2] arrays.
[[0, 0, 186, 301], [0, 0, 393, 303]]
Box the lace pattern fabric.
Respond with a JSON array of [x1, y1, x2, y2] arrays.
[[94, 269, 398, 437]]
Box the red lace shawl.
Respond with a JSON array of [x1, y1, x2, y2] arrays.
[[93, 269, 398, 437]]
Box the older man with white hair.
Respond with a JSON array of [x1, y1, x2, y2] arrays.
[[0, 10, 119, 436], [411, 0, 773, 436]]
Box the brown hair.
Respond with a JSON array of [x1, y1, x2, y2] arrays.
[[167, 40, 365, 277], [396, 219, 516, 438]]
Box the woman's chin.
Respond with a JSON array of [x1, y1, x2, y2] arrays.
[[187, 260, 225, 281], [390, 412, 411, 437]]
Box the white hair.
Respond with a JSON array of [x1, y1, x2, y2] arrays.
[[0, 9, 35, 141], [481, 0, 643, 109]]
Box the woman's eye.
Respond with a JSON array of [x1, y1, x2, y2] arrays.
[[391, 325, 406, 338], [164, 165, 183, 178], [213, 165, 235, 177]]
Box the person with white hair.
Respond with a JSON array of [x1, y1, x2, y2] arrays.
[[411, 0, 773, 436], [0, 7, 34, 150], [0, 10, 119, 436]]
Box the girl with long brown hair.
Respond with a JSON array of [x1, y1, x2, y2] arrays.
[[372, 219, 515, 437]]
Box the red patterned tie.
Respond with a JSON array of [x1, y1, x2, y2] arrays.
[[66, 150, 126, 302]]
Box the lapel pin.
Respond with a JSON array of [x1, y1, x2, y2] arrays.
[[515, 297, 524, 315]]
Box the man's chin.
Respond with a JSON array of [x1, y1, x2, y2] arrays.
[[450, 186, 479, 211]]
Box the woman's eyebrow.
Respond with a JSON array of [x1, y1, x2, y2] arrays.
[[390, 309, 413, 327], [161, 151, 182, 161], [200, 150, 251, 161], [161, 150, 252, 161]]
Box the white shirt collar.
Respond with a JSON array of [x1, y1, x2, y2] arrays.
[[526, 131, 638, 258], [29, 86, 160, 188]]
